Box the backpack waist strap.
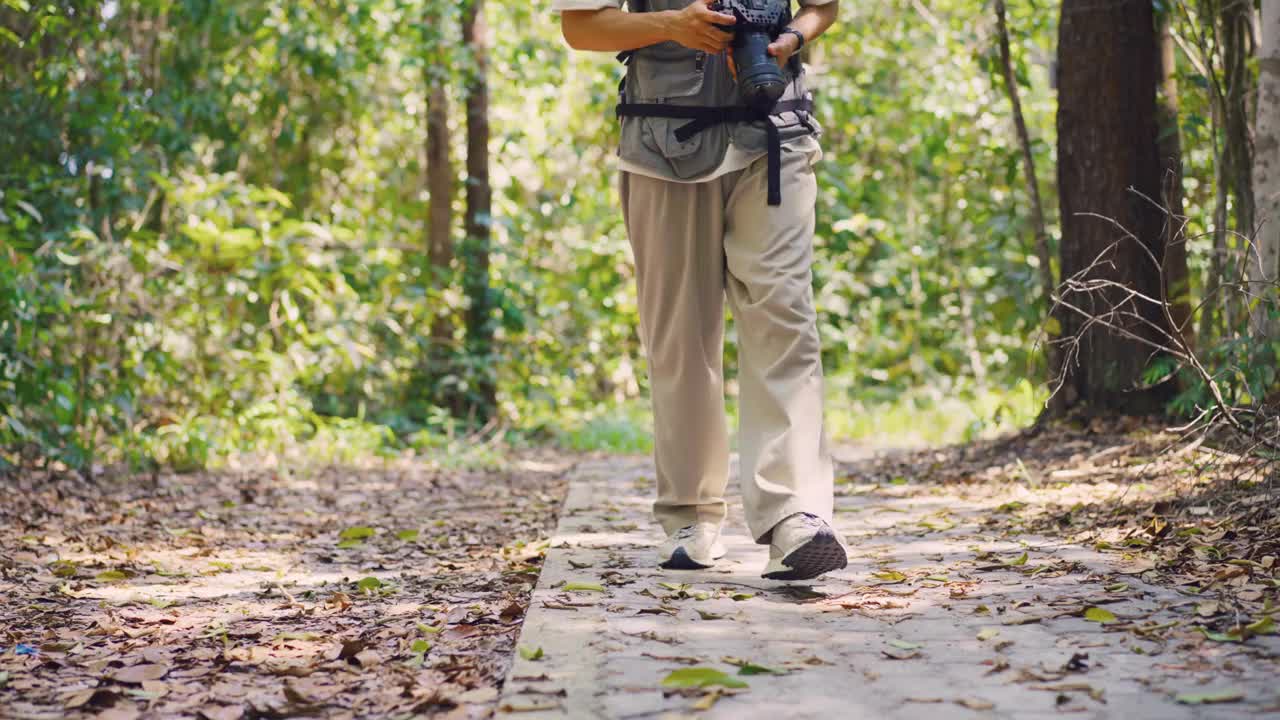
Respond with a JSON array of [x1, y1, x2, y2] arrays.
[[615, 98, 813, 205]]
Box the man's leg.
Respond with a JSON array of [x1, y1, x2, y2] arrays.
[[722, 148, 835, 543], [620, 171, 731, 535]]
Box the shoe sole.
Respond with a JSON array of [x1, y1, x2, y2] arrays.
[[762, 527, 848, 581], [660, 546, 713, 570]]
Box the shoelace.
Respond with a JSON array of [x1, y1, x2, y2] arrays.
[[796, 513, 823, 528], [787, 513, 825, 535], [673, 525, 698, 541]]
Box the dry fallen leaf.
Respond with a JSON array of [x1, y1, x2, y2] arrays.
[[110, 664, 168, 684]]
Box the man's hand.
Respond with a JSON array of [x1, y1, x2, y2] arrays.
[[665, 0, 735, 54], [767, 31, 802, 69]]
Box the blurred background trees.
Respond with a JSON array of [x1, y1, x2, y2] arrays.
[[1, 0, 1276, 473]]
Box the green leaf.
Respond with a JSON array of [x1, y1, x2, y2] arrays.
[[395, 529, 420, 542], [340, 527, 376, 541], [410, 639, 432, 654], [1198, 627, 1244, 643], [1175, 688, 1244, 705], [736, 662, 782, 675], [417, 623, 442, 634], [871, 570, 907, 583], [3, 414, 31, 439], [55, 250, 81, 266], [1083, 607, 1118, 624], [888, 639, 923, 650], [356, 576, 384, 593], [731, 592, 755, 601], [562, 581, 605, 593], [660, 668, 748, 689], [15, 199, 41, 222], [518, 645, 544, 661], [1245, 616, 1276, 636], [336, 539, 363, 549], [95, 570, 128, 582], [1005, 552, 1028, 566]]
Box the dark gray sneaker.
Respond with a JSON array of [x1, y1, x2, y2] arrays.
[[761, 513, 849, 581]]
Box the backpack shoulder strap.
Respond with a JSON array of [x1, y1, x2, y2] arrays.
[[617, 0, 648, 64]]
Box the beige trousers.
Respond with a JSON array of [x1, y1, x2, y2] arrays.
[[620, 146, 834, 543]]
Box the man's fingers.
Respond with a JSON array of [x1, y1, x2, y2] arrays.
[[694, 4, 736, 24]]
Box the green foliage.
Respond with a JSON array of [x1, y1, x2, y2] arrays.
[[1169, 335, 1280, 416], [810, 1, 1058, 400], [4, 0, 1256, 471]]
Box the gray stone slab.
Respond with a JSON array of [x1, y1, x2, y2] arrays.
[[498, 455, 1279, 719]]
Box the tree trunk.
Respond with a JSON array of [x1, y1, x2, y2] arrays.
[[426, 80, 453, 344], [1156, 7, 1194, 350], [1201, 93, 1230, 343], [1054, 0, 1176, 416], [462, 0, 496, 421], [1221, 0, 1256, 335], [993, 0, 1060, 403], [1252, 0, 1280, 338]]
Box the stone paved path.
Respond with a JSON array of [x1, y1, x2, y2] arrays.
[[497, 452, 1279, 719]]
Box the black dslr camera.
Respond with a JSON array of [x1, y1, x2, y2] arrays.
[[711, 0, 796, 111]]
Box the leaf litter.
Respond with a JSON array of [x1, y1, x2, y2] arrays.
[[0, 451, 571, 718], [827, 418, 1279, 713]]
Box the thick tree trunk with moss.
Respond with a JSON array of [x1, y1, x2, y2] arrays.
[[1054, 0, 1175, 415], [1252, 1, 1280, 338], [462, 0, 497, 422]]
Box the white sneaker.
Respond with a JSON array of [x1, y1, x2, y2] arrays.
[[658, 523, 727, 570], [761, 513, 848, 581]]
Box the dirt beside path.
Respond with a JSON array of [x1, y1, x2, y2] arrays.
[[0, 453, 572, 719]]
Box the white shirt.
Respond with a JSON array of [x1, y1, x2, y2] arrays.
[[552, 0, 831, 182]]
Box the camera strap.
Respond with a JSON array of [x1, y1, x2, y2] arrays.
[[615, 97, 813, 206]]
